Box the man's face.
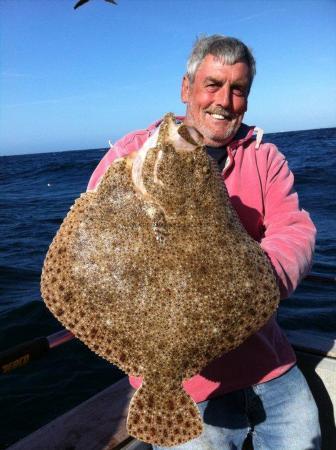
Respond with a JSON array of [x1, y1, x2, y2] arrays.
[[181, 54, 250, 147]]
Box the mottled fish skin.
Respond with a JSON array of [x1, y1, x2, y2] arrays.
[[41, 113, 280, 447]]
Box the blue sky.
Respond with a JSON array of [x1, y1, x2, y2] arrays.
[[1, 0, 335, 155]]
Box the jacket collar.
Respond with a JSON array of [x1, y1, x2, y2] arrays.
[[229, 123, 254, 148], [229, 123, 264, 151]]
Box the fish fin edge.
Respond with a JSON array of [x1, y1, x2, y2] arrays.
[[127, 382, 203, 446]]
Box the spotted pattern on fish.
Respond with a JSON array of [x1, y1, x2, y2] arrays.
[[41, 113, 280, 447]]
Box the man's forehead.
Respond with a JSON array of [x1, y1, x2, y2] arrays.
[[196, 54, 250, 81]]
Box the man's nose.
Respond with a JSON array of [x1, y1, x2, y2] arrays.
[[215, 85, 231, 109]]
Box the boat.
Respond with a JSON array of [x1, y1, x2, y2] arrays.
[[7, 330, 336, 450]]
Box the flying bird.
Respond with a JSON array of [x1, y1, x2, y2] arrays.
[[74, 0, 117, 10]]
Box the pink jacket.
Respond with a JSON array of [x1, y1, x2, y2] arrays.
[[87, 118, 316, 402]]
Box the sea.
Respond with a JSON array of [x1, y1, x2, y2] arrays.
[[1, 127, 335, 448]]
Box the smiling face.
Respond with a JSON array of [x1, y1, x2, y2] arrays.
[[181, 54, 251, 147]]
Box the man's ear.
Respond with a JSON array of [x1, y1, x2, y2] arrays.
[[181, 75, 190, 103]]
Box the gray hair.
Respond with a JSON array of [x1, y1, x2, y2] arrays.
[[186, 34, 256, 88]]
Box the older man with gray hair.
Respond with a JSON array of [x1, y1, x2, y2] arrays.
[[88, 35, 321, 449]]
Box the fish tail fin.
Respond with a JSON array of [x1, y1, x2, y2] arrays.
[[127, 380, 203, 446]]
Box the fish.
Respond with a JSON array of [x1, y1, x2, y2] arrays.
[[40, 113, 280, 447]]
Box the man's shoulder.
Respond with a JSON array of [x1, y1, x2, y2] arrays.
[[115, 128, 150, 153], [113, 118, 162, 152]]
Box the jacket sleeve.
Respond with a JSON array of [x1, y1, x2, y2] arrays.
[[259, 144, 316, 299], [87, 129, 150, 191]]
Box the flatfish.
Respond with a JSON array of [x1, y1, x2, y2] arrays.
[[41, 113, 280, 447]]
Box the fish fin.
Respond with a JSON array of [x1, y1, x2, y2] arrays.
[[127, 380, 203, 447]]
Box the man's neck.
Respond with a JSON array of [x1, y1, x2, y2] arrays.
[[205, 145, 228, 172]]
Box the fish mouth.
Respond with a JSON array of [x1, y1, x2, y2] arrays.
[[159, 112, 203, 149], [131, 113, 204, 198], [178, 123, 203, 146]]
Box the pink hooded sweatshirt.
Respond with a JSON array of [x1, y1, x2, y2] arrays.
[[87, 117, 316, 402]]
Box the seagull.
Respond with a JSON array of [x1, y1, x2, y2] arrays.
[[74, 0, 117, 10]]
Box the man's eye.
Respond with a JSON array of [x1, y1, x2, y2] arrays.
[[233, 87, 247, 97], [206, 83, 218, 90]]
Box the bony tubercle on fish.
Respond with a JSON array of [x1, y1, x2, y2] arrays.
[[41, 113, 280, 447]]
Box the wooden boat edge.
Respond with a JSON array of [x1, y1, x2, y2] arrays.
[[7, 331, 336, 450]]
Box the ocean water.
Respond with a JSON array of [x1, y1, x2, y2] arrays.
[[1, 127, 335, 448]]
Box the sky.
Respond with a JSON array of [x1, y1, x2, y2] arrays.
[[0, 0, 335, 156]]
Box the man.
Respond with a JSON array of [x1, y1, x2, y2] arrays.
[[88, 35, 321, 449]]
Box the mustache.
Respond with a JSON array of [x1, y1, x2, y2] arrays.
[[206, 108, 238, 120]]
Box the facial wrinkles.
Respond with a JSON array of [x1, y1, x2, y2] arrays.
[[186, 99, 243, 145], [183, 58, 250, 146]]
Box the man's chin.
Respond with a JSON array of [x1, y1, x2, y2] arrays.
[[204, 130, 237, 147], [203, 120, 242, 146]]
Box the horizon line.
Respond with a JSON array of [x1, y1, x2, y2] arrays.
[[1, 125, 335, 157]]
